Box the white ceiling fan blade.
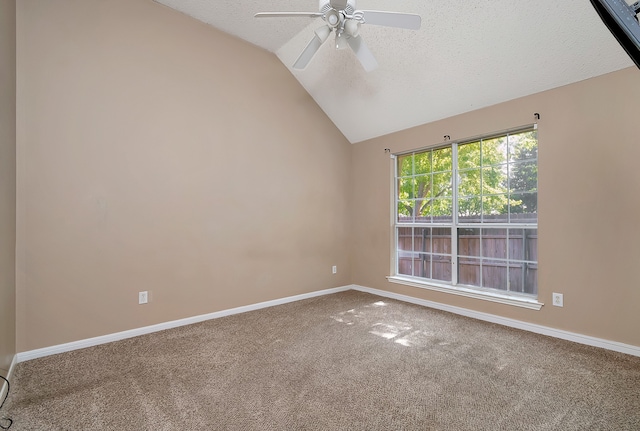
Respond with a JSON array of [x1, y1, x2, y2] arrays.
[[346, 36, 378, 72], [330, 0, 348, 10], [293, 34, 325, 70], [360, 11, 422, 30], [254, 12, 323, 18], [335, 31, 349, 50]]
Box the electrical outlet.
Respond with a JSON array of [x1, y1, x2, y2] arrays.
[[139, 291, 148, 305], [332, 265, 337, 274], [552, 293, 563, 307]]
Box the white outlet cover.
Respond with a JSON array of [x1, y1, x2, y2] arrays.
[[552, 293, 563, 307], [139, 291, 148, 304]]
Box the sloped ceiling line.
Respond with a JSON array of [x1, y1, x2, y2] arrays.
[[155, 0, 632, 143]]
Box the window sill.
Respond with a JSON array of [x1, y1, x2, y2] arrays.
[[386, 276, 544, 310]]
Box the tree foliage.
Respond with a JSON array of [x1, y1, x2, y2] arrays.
[[397, 130, 537, 222]]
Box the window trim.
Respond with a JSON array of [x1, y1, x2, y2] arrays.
[[386, 275, 543, 310], [389, 125, 542, 309]]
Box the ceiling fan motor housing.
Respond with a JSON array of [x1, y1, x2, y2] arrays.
[[320, 0, 355, 15]]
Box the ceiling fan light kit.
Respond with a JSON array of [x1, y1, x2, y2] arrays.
[[344, 19, 360, 38], [255, 0, 421, 72]]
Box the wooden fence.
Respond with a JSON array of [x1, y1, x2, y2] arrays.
[[397, 227, 537, 294]]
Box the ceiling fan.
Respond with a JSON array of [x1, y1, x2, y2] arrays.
[[255, 0, 421, 72]]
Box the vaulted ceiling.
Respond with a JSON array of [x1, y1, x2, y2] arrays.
[[153, 0, 634, 143]]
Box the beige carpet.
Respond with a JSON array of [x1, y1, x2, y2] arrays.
[[3, 290, 640, 430]]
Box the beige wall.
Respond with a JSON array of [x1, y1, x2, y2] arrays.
[[352, 67, 640, 347], [0, 0, 16, 373], [16, 0, 351, 352], [15, 0, 640, 354]]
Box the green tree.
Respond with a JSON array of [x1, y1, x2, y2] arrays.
[[398, 147, 452, 221], [509, 131, 538, 215], [398, 130, 537, 222], [457, 138, 509, 219]]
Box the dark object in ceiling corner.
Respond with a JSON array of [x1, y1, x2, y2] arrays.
[[590, 0, 640, 69]]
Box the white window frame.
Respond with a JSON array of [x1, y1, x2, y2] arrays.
[[388, 126, 543, 310]]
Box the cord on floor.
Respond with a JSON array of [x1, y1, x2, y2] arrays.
[[0, 375, 13, 429]]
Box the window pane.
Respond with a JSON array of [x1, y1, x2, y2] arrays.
[[510, 192, 537, 221], [458, 196, 481, 223], [414, 152, 431, 175], [397, 227, 413, 252], [415, 174, 432, 199], [507, 228, 537, 261], [432, 147, 452, 173], [415, 254, 431, 279], [458, 141, 481, 170], [432, 228, 452, 254], [432, 254, 452, 282], [398, 178, 415, 200], [510, 262, 538, 294], [432, 172, 452, 197], [482, 137, 508, 166], [398, 200, 414, 223], [483, 195, 508, 223], [509, 262, 525, 293], [458, 228, 480, 257], [482, 228, 507, 259], [508, 229, 525, 260], [482, 166, 508, 195], [414, 228, 431, 253], [509, 161, 537, 193], [458, 257, 481, 286], [398, 154, 413, 177], [482, 260, 508, 291], [509, 262, 527, 293], [525, 263, 538, 294], [458, 169, 481, 197], [526, 229, 538, 262], [398, 251, 414, 277], [415, 198, 431, 222], [432, 198, 452, 222], [509, 131, 537, 162]]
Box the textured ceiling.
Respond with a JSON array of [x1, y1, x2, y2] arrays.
[[154, 0, 634, 143]]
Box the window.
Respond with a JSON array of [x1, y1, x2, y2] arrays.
[[394, 128, 538, 298]]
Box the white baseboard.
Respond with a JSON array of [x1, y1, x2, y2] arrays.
[[17, 283, 640, 363], [17, 285, 351, 363], [0, 354, 17, 404], [351, 284, 640, 357]]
